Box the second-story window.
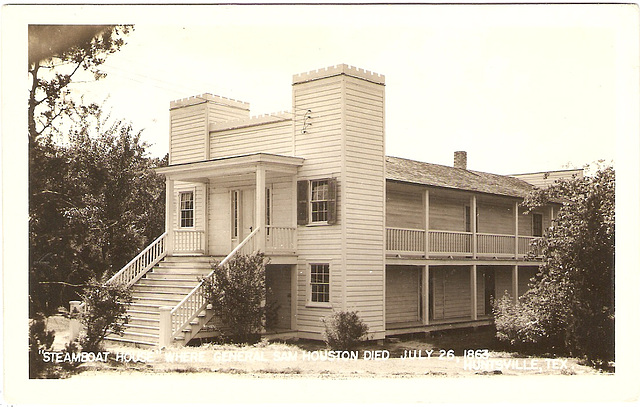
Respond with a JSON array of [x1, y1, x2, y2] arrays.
[[297, 178, 337, 225], [180, 191, 194, 228], [464, 205, 478, 232], [311, 180, 329, 222], [533, 213, 543, 237]]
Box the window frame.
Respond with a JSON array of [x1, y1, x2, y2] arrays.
[[230, 189, 240, 240], [178, 190, 195, 229], [309, 179, 330, 224], [532, 212, 543, 237], [306, 262, 332, 308]]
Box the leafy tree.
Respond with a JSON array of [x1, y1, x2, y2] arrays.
[[28, 25, 132, 142], [201, 253, 269, 343], [323, 311, 369, 351], [494, 165, 614, 366], [78, 278, 132, 353]]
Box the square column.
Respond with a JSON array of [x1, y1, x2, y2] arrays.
[[165, 178, 174, 255], [255, 165, 266, 250], [422, 265, 429, 325], [470, 265, 478, 320], [512, 265, 519, 303]]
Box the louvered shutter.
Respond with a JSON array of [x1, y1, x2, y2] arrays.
[[327, 177, 337, 225], [297, 180, 308, 225]]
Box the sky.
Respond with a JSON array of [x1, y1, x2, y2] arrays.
[[49, 4, 636, 176]]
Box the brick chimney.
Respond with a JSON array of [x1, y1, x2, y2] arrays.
[[454, 151, 467, 169]]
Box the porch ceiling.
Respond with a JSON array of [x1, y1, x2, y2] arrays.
[[155, 153, 304, 182]]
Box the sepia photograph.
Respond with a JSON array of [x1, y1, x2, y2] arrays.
[[3, 3, 639, 404]]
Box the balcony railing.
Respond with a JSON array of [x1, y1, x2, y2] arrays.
[[266, 226, 296, 253], [173, 230, 205, 254], [386, 227, 542, 259]]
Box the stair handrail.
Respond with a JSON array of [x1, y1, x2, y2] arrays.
[[169, 227, 260, 340], [107, 232, 167, 288]]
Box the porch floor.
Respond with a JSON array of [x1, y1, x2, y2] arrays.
[[386, 315, 493, 335]]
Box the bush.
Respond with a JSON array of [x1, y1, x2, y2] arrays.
[[29, 315, 55, 378], [78, 278, 132, 352], [201, 252, 268, 344], [323, 311, 369, 351]]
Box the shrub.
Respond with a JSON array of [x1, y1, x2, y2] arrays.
[[323, 310, 369, 351], [29, 315, 55, 378], [201, 252, 268, 344], [78, 278, 132, 352]]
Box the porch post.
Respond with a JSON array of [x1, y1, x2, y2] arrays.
[[424, 189, 430, 259], [514, 201, 519, 258], [512, 265, 519, 304], [256, 164, 266, 251], [471, 195, 477, 258], [165, 178, 175, 256], [422, 265, 429, 325], [202, 181, 209, 255], [470, 265, 478, 320]]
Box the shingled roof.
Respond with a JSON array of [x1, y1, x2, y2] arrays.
[[385, 156, 536, 198]]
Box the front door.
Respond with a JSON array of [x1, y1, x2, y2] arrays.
[[242, 189, 255, 239]]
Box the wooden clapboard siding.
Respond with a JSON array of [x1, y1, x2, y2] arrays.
[[477, 200, 514, 234], [477, 270, 486, 316], [386, 184, 424, 229], [293, 74, 345, 335], [518, 207, 550, 236], [429, 194, 469, 232], [209, 119, 293, 159], [343, 75, 385, 336], [385, 267, 420, 324], [431, 266, 471, 320], [269, 178, 293, 228], [170, 105, 206, 164], [494, 268, 513, 300], [207, 100, 250, 124], [171, 181, 205, 231]]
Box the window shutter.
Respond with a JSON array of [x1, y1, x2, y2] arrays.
[[327, 177, 338, 225], [297, 180, 308, 225]]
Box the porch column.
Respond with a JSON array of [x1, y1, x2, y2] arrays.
[[471, 195, 477, 258], [202, 181, 209, 255], [165, 178, 174, 255], [514, 201, 519, 258], [422, 265, 429, 325], [255, 164, 266, 251], [424, 189, 430, 259], [470, 265, 478, 320], [512, 265, 519, 304]]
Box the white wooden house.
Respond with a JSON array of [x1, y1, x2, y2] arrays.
[[107, 64, 563, 347]]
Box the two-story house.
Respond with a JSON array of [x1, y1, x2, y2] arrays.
[[106, 64, 561, 347]]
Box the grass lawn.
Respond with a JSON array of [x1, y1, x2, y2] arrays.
[[41, 316, 601, 378]]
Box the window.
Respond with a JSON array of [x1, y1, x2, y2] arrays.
[[297, 178, 337, 225], [265, 187, 272, 236], [310, 264, 330, 303], [311, 180, 329, 222], [231, 190, 240, 239], [533, 213, 543, 237], [179, 191, 194, 228]]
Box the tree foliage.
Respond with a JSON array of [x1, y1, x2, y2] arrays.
[[494, 165, 614, 366], [201, 253, 269, 344], [28, 25, 132, 141], [78, 278, 132, 353], [323, 311, 369, 351], [29, 116, 166, 316]]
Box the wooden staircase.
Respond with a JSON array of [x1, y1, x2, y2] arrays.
[[106, 256, 219, 347]]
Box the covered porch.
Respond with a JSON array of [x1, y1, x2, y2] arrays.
[[156, 153, 304, 259]]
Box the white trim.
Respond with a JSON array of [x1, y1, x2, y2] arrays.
[[305, 261, 333, 308]]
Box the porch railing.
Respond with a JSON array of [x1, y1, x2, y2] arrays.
[[477, 233, 515, 257], [386, 228, 543, 259], [173, 230, 206, 254], [386, 227, 425, 253], [168, 227, 260, 344], [430, 231, 472, 255], [107, 232, 167, 287], [266, 226, 296, 252]]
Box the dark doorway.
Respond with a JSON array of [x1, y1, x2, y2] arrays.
[[484, 269, 495, 315]]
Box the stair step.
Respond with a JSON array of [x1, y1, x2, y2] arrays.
[[123, 324, 160, 334], [116, 331, 160, 342], [141, 277, 202, 285], [105, 336, 157, 347], [133, 284, 195, 292], [127, 317, 160, 327], [132, 291, 191, 299], [131, 296, 183, 306]]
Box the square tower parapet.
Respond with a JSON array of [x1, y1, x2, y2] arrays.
[[292, 64, 385, 86], [170, 93, 250, 112]]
